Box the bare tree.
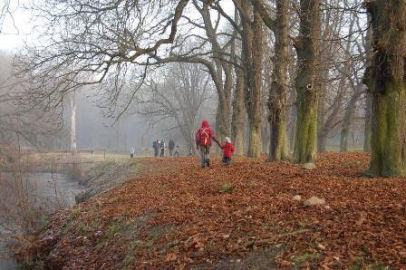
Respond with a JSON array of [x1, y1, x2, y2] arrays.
[[234, 0, 264, 158], [16, 0, 191, 116], [70, 91, 77, 154], [136, 63, 212, 152]]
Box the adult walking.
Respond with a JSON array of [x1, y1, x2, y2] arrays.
[[195, 120, 220, 168], [160, 139, 166, 157], [168, 139, 175, 156], [152, 140, 159, 157]]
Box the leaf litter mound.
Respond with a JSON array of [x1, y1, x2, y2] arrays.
[[23, 153, 406, 269]]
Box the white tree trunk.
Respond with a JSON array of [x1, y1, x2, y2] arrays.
[[70, 91, 77, 154]]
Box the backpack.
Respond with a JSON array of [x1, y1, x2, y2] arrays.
[[199, 127, 210, 146]]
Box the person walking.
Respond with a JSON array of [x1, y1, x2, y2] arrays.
[[174, 145, 180, 156], [195, 120, 220, 168], [160, 140, 165, 157], [130, 147, 135, 158], [153, 140, 159, 157], [168, 139, 175, 156], [221, 137, 234, 165]]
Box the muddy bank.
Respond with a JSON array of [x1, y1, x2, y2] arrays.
[[0, 172, 86, 270], [75, 159, 140, 203], [1, 158, 139, 269]]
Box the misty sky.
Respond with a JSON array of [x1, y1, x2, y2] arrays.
[[0, 0, 236, 52]]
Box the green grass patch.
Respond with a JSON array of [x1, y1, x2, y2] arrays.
[[105, 221, 132, 239], [341, 160, 362, 168], [291, 253, 320, 264], [220, 183, 234, 193], [349, 257, 391, 270]]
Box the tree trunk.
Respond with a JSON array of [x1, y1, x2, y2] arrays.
[[268, 0, 289, 161], [317, 130, 328, 153], [248, 10, 263, 158], [70, 91, 77, 154], [317, 76, 327, 153], [293, 0, 321, 163], [340, 86, 362, 152], [364, 92, 372, 152], [216, 91, 232, 142], [232, 67, 246, 156], [363, 12, 373, 153], [364, 0, 406, 177], [240, 1, 263, 158]]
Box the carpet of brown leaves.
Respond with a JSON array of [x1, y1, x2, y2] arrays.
[[29, 153, 406, 269]]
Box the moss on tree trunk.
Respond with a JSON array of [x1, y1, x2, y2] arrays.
[[364, 93, 372, 152], [240, 2, 263, 158], [294, 90, 318, 163], [367, 83, 406, 176], [293, 0, 321, 163], [268, 0, 289, 161], [248, 121, 262, 158], [365, 0, 406, 177], [232, 68, 246, 156]]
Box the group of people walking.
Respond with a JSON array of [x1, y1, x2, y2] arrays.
[[150, 120, 234, 167], [152, 139, 178, 157]]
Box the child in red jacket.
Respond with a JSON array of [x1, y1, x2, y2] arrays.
[[221, 137, 234, 165]]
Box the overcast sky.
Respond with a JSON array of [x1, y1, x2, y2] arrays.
[[0, 0, 235, 53]]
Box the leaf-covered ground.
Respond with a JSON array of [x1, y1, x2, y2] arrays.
[[25, 153, 406, 269]]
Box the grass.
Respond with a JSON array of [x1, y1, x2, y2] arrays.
[[349, 257, 391, 270], [220, 183, 234, 193], [341, 160, 362, 168], [105, 222, 132, 239], [291, 252, 321, 265]]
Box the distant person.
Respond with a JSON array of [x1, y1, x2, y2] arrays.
[[130, 147, 135, 158], [152, 140, 159, 157], [221, 137, 234, 165], [160, 140, 165, 157], [174, 145, 180, 156], [195, 120, 220, 168], [168, 139, 175, 156]]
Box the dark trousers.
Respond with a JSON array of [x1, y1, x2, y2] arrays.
[[222, 156, 231, 165], [199, 145, 210, 167]]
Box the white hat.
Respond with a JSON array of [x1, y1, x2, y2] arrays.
[[225, 137, 231, 143]]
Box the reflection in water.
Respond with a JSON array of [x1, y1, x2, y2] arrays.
[[0, 172, 85, 269]]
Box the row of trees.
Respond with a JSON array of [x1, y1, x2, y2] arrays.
[[9, 0, 406, 177]]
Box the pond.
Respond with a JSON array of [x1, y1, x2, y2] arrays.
[[0, 172, 86, 269]]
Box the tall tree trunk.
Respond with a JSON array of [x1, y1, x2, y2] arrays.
[[364, 0, 406, 177], [216, 90, 232, 142], [70, 91, 77, 154], [364, 93, 372, 151], [232, 67, 246, 156], [317, 70, 327, 153], [293, 0, 321, 163], [268, 0, 289, 161], [240, 1, 263, 158], [248, 10, 263, 158], [363, 12, 373, 153], [340, 86, 362, 152]]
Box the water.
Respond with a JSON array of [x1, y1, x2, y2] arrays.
[[0, 241, 18, 270], [0, 172, 85, 269]]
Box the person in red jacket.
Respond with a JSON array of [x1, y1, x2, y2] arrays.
[[221, 137, 234, 165], [195, 120, 220, 167]]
